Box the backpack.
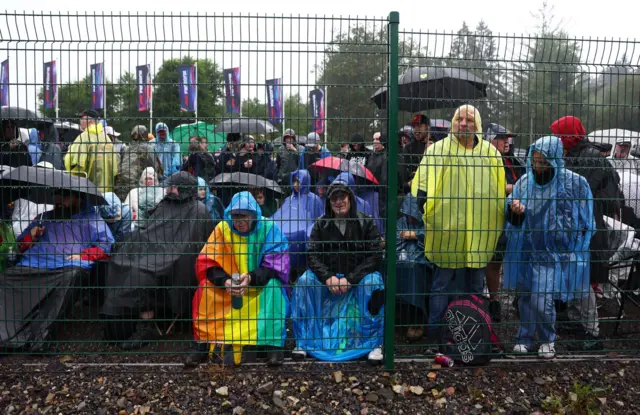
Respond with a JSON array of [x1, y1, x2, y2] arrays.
[[439, 294, 502, 365]]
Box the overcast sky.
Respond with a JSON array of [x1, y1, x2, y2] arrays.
[[1, 0, 637, 114]]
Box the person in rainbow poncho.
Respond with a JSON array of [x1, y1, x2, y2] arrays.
[[186, 191, 290, 367]]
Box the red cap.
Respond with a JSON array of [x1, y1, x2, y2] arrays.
[[411, 114, 430, 126]]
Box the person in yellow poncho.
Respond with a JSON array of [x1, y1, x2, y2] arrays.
[[411, 104, 505, 346], [64, 109, 118, 193]]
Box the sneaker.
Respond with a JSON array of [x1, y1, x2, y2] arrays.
[[184, 343, 209, 368], [368, 347, 383, 364], [489, 300, 502, 322], [512, 344, 529, 354], [118, 321, 158, 351], [538, 343, 556, 359], [291, 347, 307, 361]]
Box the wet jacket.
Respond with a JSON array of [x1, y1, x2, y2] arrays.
[[365, 147, 388, 218], [115, 141, 161, 201], [307, 183, 382, 285], [399, 139, 427, 194], [276, 144, 303, 187]]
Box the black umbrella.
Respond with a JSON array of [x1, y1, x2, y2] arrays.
[[54, 121, 83, 143], [1, 106, 54, 129], [211, 172, 282, 194], [371, 67, 488, 112], [0, 165, 107, 205], [214, 118, 278, 135]]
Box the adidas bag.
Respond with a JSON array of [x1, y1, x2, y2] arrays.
[[440, 295, 502, 365]]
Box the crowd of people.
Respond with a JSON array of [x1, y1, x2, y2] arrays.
[[0, 103, 637, 365]]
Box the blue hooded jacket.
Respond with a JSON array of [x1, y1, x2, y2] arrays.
[[396, 194, 427, 264], [331, 172, 379, 229], [27, 128, 42, 166], [98, 192, 133, 242], [503, 135, 596, 302], [197, 177, 224, 226], [152, 122, 181, 178]]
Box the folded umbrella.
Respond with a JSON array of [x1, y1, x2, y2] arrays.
[[309, 156, 379, 185], [0, 165, 107, 205], [214, 118, 278, 135], [371, 67, 488, 112]]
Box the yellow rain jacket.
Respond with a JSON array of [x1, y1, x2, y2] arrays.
[[411, 107, 505, 269], [64, 123, 118, 193]]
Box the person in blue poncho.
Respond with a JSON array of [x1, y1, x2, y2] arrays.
[[0, 189, 114, 350], [98, 192, 133, 241], [196, 177, 224, 226], [291, 179, 385, 364], [272, 170, 325, 276], [396, 194, 431, 342], [152, 122, 181, 181], [27, 128, 42, 166], [504, 135, 596, 360]]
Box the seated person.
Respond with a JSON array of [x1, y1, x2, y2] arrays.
[[125, 167, 164, 229], [101, 172, 215, 350], [291, 179, 384, 364], [197, 177, 224, 227], [98, 192, 133, 241], [186, 191, 290, 368], [329, 172, 378, 230], [396, 194, 431, 342], [249, 187, 277, 218], [504, 136, 595, 359], [0, 190, 113, 351]]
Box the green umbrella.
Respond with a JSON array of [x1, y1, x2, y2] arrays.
[[172, 122, 226, 155]]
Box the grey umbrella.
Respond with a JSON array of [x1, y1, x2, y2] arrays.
[[1, 106, 54, 129], [211, 172, 282, 194], [214, 118, 278, 135], [0, 165, 107, 205], [371, 67, 488, 112]]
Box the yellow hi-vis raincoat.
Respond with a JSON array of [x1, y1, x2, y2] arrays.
[[64, 123, 118, 193], [411, 106, 505, 269]]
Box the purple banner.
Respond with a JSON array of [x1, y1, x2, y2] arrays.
[[43, 60, 57, 110], [0, 59, 8, 107], [136, 64, 151, 112], [224, 67, 241, 114], [90, 63, 104, 110], [178, 64, 197, 112], [266, 79, 283, 124], [309, 88, 325, 134]]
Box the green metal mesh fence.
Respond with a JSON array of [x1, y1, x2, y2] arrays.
[[0, 12, 638, 371]]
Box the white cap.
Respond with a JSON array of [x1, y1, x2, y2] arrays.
[[105, 126, 121, 137], [35, 161, 55, 169], [18, 128, 30, 143]]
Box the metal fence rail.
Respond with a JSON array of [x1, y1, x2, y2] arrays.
[[0, 11, 638, 371]]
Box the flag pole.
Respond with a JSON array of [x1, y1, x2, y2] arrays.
[[54, 58, 59, 121], [194, 61, 198, 122], [149, 63, 154, 132], [323, 86, 327, 146], [103, 62, 107, 123]]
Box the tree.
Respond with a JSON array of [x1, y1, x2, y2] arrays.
[[241, 97, 267, 119], [151, 56, 224, 130]]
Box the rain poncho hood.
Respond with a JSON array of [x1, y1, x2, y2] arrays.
[[197, 176, 224, 225], [163, 171, 198, 201], [99, 192, 132, 241], [503, 136, 596, 301], [152, 122, 181, 177], [139, 166, 159, 186], [411, 105, 506, 268], [27, 128, 42, 166], [192, 191, 290, 348], [99, 192, 123, 218]]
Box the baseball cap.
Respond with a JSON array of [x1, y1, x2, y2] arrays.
[[411, 114, 430, 126], [484, 123, 512, 141], [78, 109, 100, 119], [306, 132, 320, 147], [105, 126, 121, 137], [283, 128, 296, 138]]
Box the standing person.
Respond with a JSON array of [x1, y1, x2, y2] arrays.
[[276, 129, 303, 192], [0, 119, 32, 167], [336, 142, 350, 159], [256, 142, 277, 180], [484, 123, 526, 321], [551, 115, 621, 351], [237, 135, 264, 175], [183, 136, 217, 183], [152, 122, 181, 182], [347, 133, 368, 165], [400, 115, 431, 194], [301, 132, 331, 189], [105, 126, 126, 156], [411, 105, 506, 350], [365, 132, 388, 219], [114, 125, 162, 201], [504, 136, 595, 359], [217, 133, 243, 175], [64, 109, 118, 193]]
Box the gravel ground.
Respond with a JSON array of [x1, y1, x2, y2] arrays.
[[1, 358, 639, 414]]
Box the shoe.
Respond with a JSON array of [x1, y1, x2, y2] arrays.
[[291, 347, 307, 361], [512, 344, 529, 354], [538, 343, 556, 359], [368, 347, 383, 365], [406, 326, 424, 342], [184, 343, 209, 368], [118, 321, 158, 351], [266, 348, 284, 367], [489, 300, 502, 322], [566, 333, 604, 352]]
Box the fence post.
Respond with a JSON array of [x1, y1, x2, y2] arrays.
[[383, 10, 400, 371]]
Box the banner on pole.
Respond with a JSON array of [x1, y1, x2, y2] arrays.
[[178, 64, 197, 112], [0, 59, 8, 107], [136, 64, 151, 112], [90, 63, 104, 110], [266, 78, 283, 124], [309, 88, 325, 134], [43, 60, 57, 110], [224, 67, 241, 114]]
